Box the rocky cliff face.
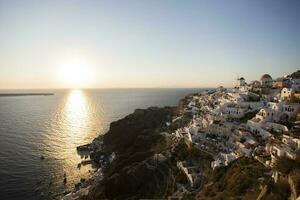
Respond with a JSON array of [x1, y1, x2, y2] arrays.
[[196, 157, 270, 200], [103, 107, 176, 154], [83, 106, 193, 200], [88, 153, 176, 200]]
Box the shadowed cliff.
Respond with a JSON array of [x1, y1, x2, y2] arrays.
[[84, 106, 195, 200]]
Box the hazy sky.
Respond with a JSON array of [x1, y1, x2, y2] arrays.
[[0, 0, 299, 89]]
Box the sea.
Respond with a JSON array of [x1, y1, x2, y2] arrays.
[[0, 88, 204, 200]]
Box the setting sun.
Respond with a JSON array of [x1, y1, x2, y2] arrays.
[[59, 58, 92, 88]]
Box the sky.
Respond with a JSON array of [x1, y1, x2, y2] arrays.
[[0, 0, 299, 89]]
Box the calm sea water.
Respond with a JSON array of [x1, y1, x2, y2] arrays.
[[0, 88, 202, 200]]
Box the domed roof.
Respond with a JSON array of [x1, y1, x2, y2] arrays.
[[261, 74, 272, 80], [290, 70, 300, 79]]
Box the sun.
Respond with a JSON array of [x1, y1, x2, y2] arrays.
[[59, 58, 92, 88]]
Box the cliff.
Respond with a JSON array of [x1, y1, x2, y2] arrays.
[[197, 157, 270, 200], [82, 106, 199, 200]]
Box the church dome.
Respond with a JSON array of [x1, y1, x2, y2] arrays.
[[290, 70, 300, 79], [261, 74, 272, 80]]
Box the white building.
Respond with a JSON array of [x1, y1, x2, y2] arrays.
[[256, 108, 276, 122], [222, 104, 246, 119], [266, 102, 279, 110], [291, 78, 300, 92], [239, 101, 263, 110], [237, 77, 246, 87], [268, 140, 298, 162], [282, 134, 300, 150], [281, 87, 294, 100], [234, 142, 252, 157], [208, 121, 236, 136], [247, 119, 272, 139], [280, 103, 300, 121], [270, 145, 285, 157], [264, 122, 288, 133], [235, 77, 249, 92], [211, 152, 239, 170]]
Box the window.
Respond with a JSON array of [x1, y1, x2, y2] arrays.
[[283, 139, 287, 144]]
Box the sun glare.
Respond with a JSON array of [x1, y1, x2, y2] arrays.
[[59, 59, 92, 88]]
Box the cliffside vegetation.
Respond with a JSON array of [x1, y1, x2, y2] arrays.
[[197, 157, 270, 200]]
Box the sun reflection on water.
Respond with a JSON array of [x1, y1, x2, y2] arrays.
[[64, 90, 89, 143], [45, 89, 95, 195]]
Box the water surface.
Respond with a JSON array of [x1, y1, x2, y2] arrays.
[[0, 88, 202, 199]]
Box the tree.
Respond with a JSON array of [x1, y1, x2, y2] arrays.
[[274, 155, 300, 175]]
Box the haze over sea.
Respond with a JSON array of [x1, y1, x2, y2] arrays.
[[0, 88, 203, 200]]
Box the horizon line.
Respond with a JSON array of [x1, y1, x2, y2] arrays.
[[0, 86, 223, 91]]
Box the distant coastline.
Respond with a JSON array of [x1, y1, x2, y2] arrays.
[[0, 93, 54, 97]]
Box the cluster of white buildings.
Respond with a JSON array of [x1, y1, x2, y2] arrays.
[[171, 70, 300, 184]]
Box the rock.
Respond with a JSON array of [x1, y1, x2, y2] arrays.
[[75, 182, 82, 190], [88, 154, 176, 200], [63, 190, 71, 195], [173, 137, 193, 160], [40, 156, 45, 160], [40, 192, 44, 197], [81, 160, 93, 165], [80, 178, 86, 183], [85, 107, 184, 200], [63, 177, 67, 185], [77, 144, 92, 152], [196, 157, 270, 200]]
